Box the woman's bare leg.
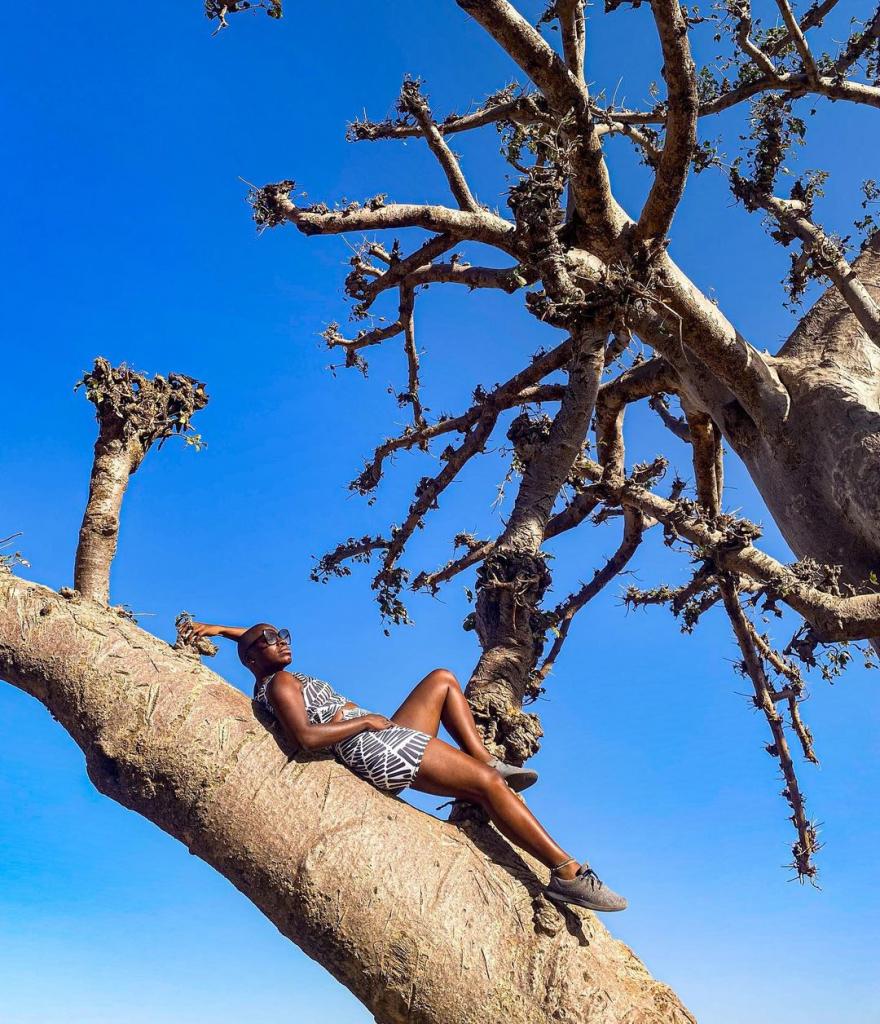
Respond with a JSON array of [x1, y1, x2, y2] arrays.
[[410, 736, 578, 879], [390, 668, 493, 763]]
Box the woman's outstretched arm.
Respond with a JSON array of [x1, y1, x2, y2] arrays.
[[181, 621, 247, 641]]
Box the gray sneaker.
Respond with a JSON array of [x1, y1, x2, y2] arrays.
[[544, 861, 628, 912], [487, 756, 538, 792]]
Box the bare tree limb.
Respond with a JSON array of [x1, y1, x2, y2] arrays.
[[399, 285, 427, 434], [648, 392, 692, 442], [252, 184, 519, 254], [348, 234, 459, 308], [348, 90, 550, 142], [774, 0, 821, 84], [456, 0, 626, 241], [577, 459, 880, 641], [544, 485, 603, 540], [765, 0, 840, 58], [744, 619, 819, 764], [349, 338, 574, 497], [554, 0, 586, 82], [760, 194, 880, 346], [413, 536, 496, 594], [535, 506, 647, 683], [719, 575, 820, 881], [827, 5, 880, 80], [594, 355, 681, 490], [635, 0, 698, 243], [398, 78, 481, 212], [681, 402, 723, 517], [731, 1, 784, 79]]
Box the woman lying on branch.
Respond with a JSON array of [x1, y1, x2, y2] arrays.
[[181, 619, 627, 913]]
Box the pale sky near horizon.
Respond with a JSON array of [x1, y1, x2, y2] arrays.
[[2, 3, 879, 1023]]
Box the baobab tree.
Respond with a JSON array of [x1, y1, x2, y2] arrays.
[[1, 2, 878, 1022], [239, 0, 880, 878]]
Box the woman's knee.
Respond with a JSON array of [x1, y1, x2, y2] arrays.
[[471, 765, 507, 805], [427, 667, 460, 689]]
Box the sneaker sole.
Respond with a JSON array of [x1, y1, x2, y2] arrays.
[[504, 771, 538, 792], [544, 887, 627, 913]]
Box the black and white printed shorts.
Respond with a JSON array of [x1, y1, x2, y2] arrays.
[[332, 706, 431, 795]]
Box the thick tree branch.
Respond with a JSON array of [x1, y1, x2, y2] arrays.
[[594, 355, 681, 490], [575, 459, 880, 641], [455, 0, 626, 242], [760, 194, 880, 346], [648, 392, 692, 442], [0, 573, 696, 1024], [495, 324, 608, 555], [633, 256, 792, 436], [555, 0, 586, 81], [73, 359, 208, 605], [681, 402, 723, 517], [774, 0, 820, 84], [252, 184, 519, 255], [635, 0, 698, 243]]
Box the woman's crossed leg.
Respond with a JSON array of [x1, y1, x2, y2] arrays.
[[390, 668, 576, 878], [389, 667, 493, 763]]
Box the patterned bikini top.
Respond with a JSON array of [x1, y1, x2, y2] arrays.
[[253, 670, 348, 725]]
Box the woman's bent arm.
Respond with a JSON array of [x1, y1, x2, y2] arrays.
[[268, 672, 388, 751], [296, 717, 385, 752]]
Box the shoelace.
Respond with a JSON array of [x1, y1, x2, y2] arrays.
[[575, 864, 602, 889]]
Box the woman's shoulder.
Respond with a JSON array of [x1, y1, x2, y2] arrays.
[[289, 669, 336, 689], [264, 669, 335, 692], [262, 669, 305, 693], [258, 669, 337, 699]]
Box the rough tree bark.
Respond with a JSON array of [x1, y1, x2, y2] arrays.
[[467, 324, 610, 762], [744, 237, 880, 603], [0, 573, 695, 1024]]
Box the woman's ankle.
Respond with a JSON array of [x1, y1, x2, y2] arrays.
[[550, 857, 579, 881]]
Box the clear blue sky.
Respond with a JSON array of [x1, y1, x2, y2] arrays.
[[2, 3, 878, 1022]]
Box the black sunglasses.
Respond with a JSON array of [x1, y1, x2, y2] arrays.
[[243, 627, 290, 660]]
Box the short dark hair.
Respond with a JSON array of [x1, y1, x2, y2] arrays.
[[237, 622, 276, 667]]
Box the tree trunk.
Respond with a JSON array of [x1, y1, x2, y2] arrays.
[[467, 329, 608, 764], [735, 238, 880, 655], [0, 573, 696, 1024], [741, 350, 880, 595], [73, 424, 135, 606]]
